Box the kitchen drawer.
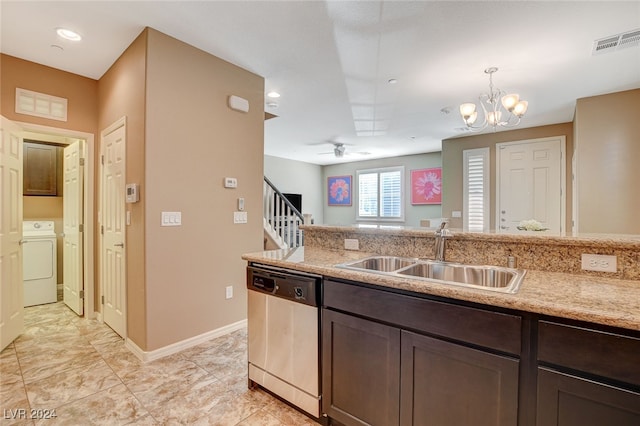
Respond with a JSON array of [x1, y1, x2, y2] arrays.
[[538, 320, 640, 387], [323, 279, 522, 355]]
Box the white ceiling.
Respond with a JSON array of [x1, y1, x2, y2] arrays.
[[2, 1, 639, 165]]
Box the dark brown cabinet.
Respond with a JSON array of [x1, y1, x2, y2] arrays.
[[317, 275, 640, 426], [23, 142, 59, 195], [322, 309, 400, 426], [401, 331, 519, 426], [322, 279, 522, 426], [536, 321, 640, 426], [536, 368, 640, 426]]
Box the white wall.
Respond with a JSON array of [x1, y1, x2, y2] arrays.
[[264, 155, 324, 224], [323, 153, 442, 227]]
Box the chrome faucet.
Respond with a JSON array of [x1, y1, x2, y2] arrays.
[[434, 221, 452, 262]]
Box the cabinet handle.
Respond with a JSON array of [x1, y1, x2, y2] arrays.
[[114, 243, 124, 248]]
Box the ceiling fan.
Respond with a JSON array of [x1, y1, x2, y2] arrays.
[[318, 142, 370, 158]]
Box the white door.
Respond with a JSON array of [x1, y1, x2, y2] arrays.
[[497, 137, 564, 233], [0, 116, 24, 351], [101, 121, 126, 337], [63, 141, 84, 315]]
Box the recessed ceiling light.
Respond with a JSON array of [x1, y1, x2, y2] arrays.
[[267, 91, 280, 98], [388, 78, 398, 84], [266, 101, 279, 108], [56, 28, 82, 41]]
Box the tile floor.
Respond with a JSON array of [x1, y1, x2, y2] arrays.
[[1, 302, 320, 425]]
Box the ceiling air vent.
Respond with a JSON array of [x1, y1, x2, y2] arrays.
[[592, 28, 640, 55]]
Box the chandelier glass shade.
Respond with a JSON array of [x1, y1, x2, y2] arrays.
[[460, 67, 528, 131]]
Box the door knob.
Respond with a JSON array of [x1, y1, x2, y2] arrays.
[[114, 243, 124, 248]]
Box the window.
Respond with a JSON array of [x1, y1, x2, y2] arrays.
[[463, 148, 490, 232], [357, 166, 404, 221]]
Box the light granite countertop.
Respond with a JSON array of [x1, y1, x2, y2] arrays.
[[242, 246, 640, 332], [302, 224, 640, 249]]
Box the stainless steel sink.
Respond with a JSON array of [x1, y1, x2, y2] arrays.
[[337, 256, 418, 272], [336, 256, 525, 293], [396, 261, 524, 293]]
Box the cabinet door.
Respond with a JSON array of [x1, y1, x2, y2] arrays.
[[23, 142, 58, 195], [537, 368, 640, 426], [323, 309, 400, 426], [400, 331, 519, 426]]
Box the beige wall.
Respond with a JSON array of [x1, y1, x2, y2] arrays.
[[442, 123, 574, 231], [1, 54, 98, 134], [1, 54, 98, 292], [144, 29, 264, 350], [574, 89, 640, 234], [97, 30, 148, 346]]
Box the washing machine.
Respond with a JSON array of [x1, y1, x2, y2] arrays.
[[23, 221, 58, 307]]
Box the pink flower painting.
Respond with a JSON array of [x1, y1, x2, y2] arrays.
[[328, 176, 352, 206], [411, 168, 442, 205]]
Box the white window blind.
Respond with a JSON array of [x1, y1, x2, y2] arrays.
[[463, 148, 490, 232], [357, 167, 404, 221], [358, 172, 378, 217]]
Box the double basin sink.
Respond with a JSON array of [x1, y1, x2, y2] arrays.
[[337, 256, 526, 293]]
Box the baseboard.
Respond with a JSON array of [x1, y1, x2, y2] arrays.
[[125, 319, 247, 362]]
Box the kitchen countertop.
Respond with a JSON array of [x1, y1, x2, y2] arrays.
[[242, 246, 640, 332]]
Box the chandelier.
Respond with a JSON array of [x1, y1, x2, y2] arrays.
[[459, 67, 528, 131]]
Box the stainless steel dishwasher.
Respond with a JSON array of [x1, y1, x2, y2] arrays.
[[247, 264, 321, 418]]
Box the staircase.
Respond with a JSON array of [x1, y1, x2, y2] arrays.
[[263, 177, 305, 249]]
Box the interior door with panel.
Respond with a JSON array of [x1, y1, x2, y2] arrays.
[[101, 120, 126, 338], [0, 116, 24, 350], [63, 140, 84, 315], [497, 137, 564, 232]]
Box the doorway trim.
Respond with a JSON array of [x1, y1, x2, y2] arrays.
[[14, 120, 96, 319], [495, 136, 566, 233]]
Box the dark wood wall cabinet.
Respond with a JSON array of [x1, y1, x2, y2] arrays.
[[321, 277, 640, 426], [23, 142, 58, 195]]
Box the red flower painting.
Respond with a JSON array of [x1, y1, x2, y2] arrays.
[[411, 168, 442, 205]]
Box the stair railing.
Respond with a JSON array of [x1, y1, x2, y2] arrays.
[[263, 177, 305, 248]]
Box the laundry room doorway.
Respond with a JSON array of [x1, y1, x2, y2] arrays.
[[15, 119, 96, 319]]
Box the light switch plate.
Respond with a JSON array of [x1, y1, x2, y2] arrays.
[[161, 211, 181, 226], [224, 177, 238, 188], [234, 211, 248, 224]]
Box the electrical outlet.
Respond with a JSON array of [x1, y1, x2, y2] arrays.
[[225, 286, 233, 299], [581, 254, 617, 273], [344, 238, 359, 250]]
